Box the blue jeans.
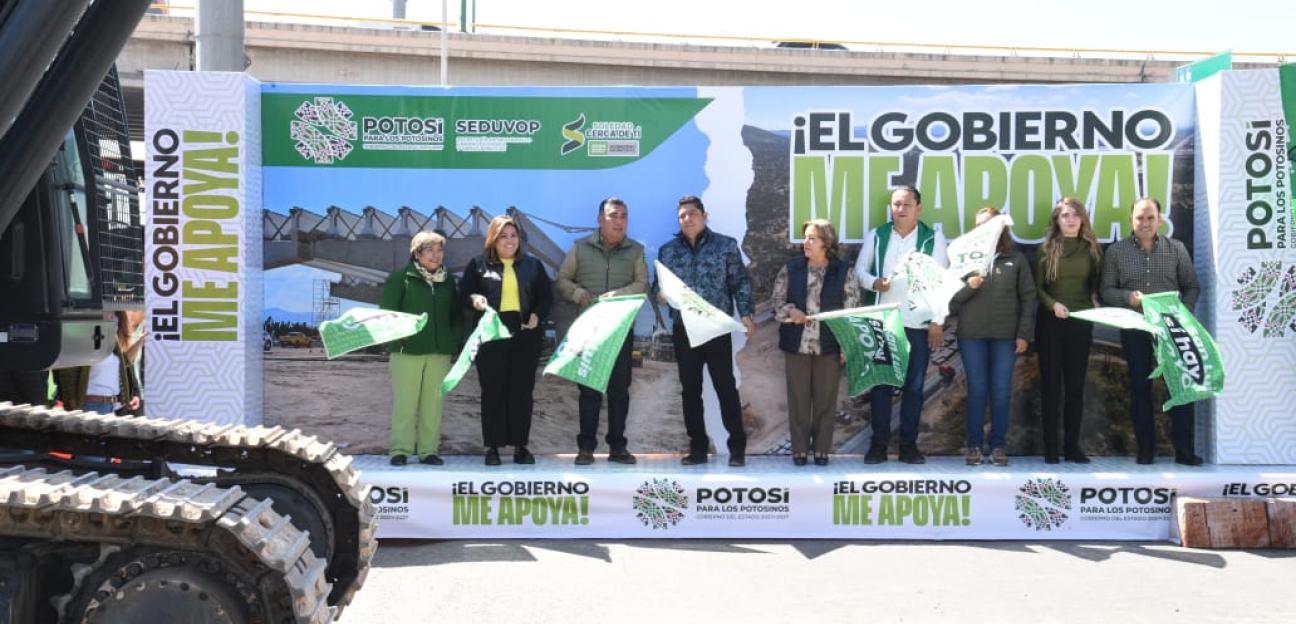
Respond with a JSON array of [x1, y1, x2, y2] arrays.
[[870, 326, 932, 446], [960, 337, 1016, 449], [83, 401, 115, 415]]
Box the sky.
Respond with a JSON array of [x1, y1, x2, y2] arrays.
[[239, 0, 1296, 60]]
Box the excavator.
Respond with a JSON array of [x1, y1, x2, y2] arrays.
[[0, 1, 375, 622]]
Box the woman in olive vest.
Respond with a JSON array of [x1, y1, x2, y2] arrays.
[[380, 231, 461, 466], [772, 220, 862, 466]]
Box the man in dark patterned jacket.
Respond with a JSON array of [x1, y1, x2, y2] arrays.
[[655, 195, 755, 466]]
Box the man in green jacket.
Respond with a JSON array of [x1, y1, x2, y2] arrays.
[[555, 197, 649, 465]]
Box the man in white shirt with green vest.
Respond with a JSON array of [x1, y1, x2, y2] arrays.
[[854, 185, 948, 464]]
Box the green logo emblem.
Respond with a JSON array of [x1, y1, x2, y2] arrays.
[[290, 97, 358, 164]]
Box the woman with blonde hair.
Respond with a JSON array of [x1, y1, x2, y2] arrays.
[[771, 219, 862, 466], [380, 230, 461, 466], [950, 207, 1036, 467], [1035, 197, 1102, 464], [460, 216, 553, 466]]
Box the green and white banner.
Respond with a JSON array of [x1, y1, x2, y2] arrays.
[[319, 308, 427, 359], [654, 260, 746, 347], [263, 94, 709, 169], [811, 304, 910, 396], [545, 295, 646, 393], [893, 250, 963, 325], [440, 308, 511, 396], [946, 214, 1012, 279], [1141, 292, 1225, 410], [356, 455, 1296, 540], [1070, 307, 1158, 333]]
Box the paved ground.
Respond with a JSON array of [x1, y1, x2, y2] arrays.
[[343, 539, 1296, 623]]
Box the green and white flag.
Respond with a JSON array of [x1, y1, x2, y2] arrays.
[[655, 260, 745, 348], [893, 250, 962, 325], [544, 295, 646, 393], [1141, 292, 1226, 410], [1070, 307, 1158, 333], [319, 307, 427, 359], [810, 303, 910, 397], [440, 307, 512, 396], [947, 214, 1012, 279]]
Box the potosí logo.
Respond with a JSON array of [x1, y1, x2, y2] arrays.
[[360, 114, 444, 151], [633, 478, 687, 530], [1231, 261, 1296, 337], [451, 480, 590, 526], [1077, 486, 1174, 517], [832, 480, 971, 527], [1014, 478, 1071, 531], [369, 485, 411, 520], [291, 97, 357, 164], [693, 487, 792, 520]]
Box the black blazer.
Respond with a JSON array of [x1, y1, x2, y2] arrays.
[[459, 254, 553, 324]]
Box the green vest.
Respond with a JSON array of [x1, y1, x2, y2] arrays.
[[867, 221, 936, 305], [568, 233, 646, 295]]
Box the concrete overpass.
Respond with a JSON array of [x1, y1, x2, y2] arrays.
[[116, 15, 1266, 140]]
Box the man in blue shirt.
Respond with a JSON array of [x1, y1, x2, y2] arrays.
[[656, 195, 755, 466]]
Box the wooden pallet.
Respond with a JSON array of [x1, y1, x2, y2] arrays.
[[1174, 497, 1296, 548]]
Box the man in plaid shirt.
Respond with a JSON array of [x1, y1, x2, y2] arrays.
[[1100, 197, 1202, 466]]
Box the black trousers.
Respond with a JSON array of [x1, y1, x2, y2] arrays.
[[1036, 311, 1093, 457], [0, 370, 47, 406], [673, 326, 746, 456], [475, 311, 541, 448], [1121, 328, 1195, 453], [577, 334, 633, 453]]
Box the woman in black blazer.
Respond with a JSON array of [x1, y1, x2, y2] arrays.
[[460, 215, 553, 466]]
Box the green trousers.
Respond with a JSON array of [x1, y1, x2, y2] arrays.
[[389, 352, 452, 458]]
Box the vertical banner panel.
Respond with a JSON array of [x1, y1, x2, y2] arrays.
[[144, 70, 263, 425]]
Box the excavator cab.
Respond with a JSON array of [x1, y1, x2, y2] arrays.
[[0, 3, 374, 622]]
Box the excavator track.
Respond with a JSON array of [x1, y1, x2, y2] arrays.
[[0, 465, 331, 623], [0, 402, 376, 613]]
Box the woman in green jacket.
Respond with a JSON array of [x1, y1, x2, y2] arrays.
[[381, 231, 461, 466]]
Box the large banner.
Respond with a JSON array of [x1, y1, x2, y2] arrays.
[[144, 71, 263, 425], [1194, 68, 1296, 463], [359, 457, 1296, 539], [247, 80, 1224, 460]]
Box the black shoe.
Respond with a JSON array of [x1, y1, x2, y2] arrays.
[[1135, 449, 1154, 465], [1044, 455, 1060, 465], [485, 448, 501, 466], [389, 454, 407, 466], [608, 450, 637, 464], [814, 456, 829, 467], [1174, 449, 1204, 466], [1065, 450, 1091, 464], [899, 443, 926, 465], [681, 453, 708, 465], [864, 442, 888, 464], [793, 455, 808, 466], [574, 450, 595, 466], [419, 454, 443, 466], [514, 446, 535, 464], [728, 455, 746, 467]]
